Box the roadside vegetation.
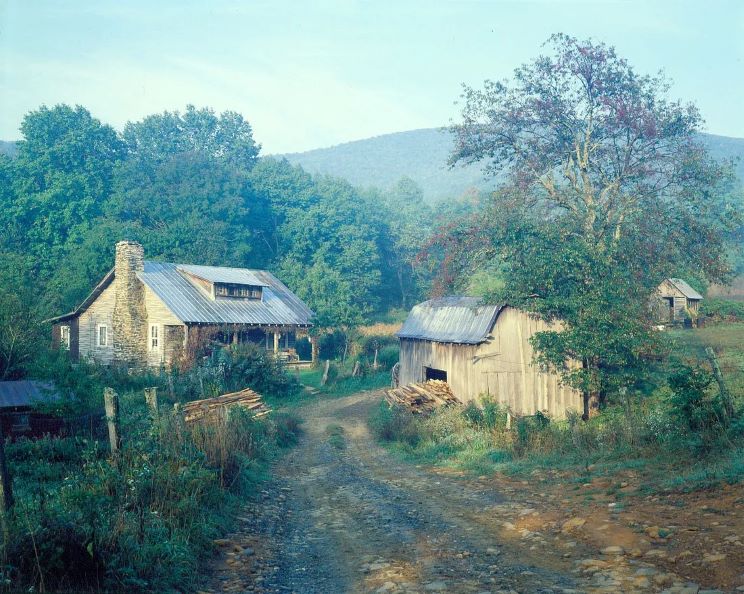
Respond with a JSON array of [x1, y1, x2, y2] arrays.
[[371, 319, 744, 492], [0, 346, 301, 593]]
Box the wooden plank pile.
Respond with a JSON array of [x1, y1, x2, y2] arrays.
[[181, 388, 270, 424], [385, 380, 461, 414]]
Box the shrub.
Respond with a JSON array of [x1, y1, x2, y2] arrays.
[[700, 298, 744, 322], [369, 401, 422, 446], [376, 345, 400, 370], [170, 343, 300, 401]]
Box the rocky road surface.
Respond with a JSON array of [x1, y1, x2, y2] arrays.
[[202, 391, 740, 594]]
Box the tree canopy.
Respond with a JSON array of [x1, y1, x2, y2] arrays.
[[0, 103, 439, 338]]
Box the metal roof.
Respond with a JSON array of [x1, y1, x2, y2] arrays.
[[397, 296, 505, 344], [176, 264, 270, 287], [0, 381, 60, 409], [667, 278, 704, 300], [138, 262, 313, 326]]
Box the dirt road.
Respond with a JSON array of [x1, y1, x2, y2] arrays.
[[204, 392, 738, 594]]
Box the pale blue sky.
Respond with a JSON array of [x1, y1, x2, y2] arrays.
[[1, 0, 743, 153]]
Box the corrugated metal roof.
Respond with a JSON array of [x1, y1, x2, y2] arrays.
[[0, 381, 60, 409], [138, 262, 314, 326], [176, 265, 270, 287], [668, 278, 704, 300], [397, 296, 504, 344]]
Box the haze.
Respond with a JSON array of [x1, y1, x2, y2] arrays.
[[1, 0, 743, 153]]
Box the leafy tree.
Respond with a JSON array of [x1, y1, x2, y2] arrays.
[[122, 104, 260, 171], [449, 34, 740, 417], [383, 177, 432, 309], [108, 152, 271, 268], [2, 105, 126, 307]]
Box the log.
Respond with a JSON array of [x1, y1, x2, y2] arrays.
[[181, 387, 270, 424], [385, 380, 461, 414]]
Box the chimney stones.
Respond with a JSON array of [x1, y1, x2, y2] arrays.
[[112, 241, 147, 368]]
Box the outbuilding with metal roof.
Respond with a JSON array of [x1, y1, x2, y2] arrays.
[[396, 297, 581, 418]]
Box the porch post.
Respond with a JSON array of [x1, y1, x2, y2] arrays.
[[273, 331, 280, 353]]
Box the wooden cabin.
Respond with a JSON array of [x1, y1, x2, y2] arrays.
[[0, 381, 63, 440], [396, 297, 581, 419], [48, 241, 314, 369], [655, 278, 703, 323]]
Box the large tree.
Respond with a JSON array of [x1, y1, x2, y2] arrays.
[[449, 34, 740, 417]]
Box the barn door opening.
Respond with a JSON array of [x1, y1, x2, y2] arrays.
[[664, 297, 674, 322], [425, 366, 447, 382]]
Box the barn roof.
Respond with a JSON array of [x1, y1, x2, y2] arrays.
[[666, 278, 704, 300], [0, 381, 60, 409], [397, 297, 504, 345], [138, 262, 313, 326]]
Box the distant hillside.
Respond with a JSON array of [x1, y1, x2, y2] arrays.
[[279, 128, 744, 202], [0, 140, 18, 157]]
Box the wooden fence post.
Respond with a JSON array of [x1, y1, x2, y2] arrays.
[[320, 359, 330, 386], [173, 403, 184, 443], [0, 419, 13, 512], [104, 388, 121, 456], [144, 387, 159, 418], [706, 347, 735, 421]]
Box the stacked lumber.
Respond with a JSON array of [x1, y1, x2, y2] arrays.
[[385, 380, 461, 414], [181, 388, 270, 424]]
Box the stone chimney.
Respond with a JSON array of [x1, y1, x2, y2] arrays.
[[112, 241, 147, 368]]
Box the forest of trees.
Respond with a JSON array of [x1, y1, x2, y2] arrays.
[[0, 104, 472, 364]]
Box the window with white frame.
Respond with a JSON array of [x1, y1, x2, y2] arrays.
[[60, 325, 70, 350], [150, 324, 160, 350], [97, 324, 108, 347]]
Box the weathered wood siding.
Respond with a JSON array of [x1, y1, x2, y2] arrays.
[[399, 307, 581, 418], [78, 281, 116, 364], [144, 285, 183, 367]]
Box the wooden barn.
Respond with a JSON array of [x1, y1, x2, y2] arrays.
[[655, 278, 703, 323], [396, 297, 581, 419], [47, 241, 314, 369], [0, 381, 63, 440]]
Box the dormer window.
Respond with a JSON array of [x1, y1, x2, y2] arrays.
[[214, 283, 263, 300]]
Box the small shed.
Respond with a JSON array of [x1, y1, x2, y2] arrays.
[[656, 278, 703, 323], [396, 297, 581, 419], [0, 381, 63, 439]]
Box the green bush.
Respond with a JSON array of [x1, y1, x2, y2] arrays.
[[376, 345, 400, 370], [700, 298, 744, 321], [368, 401, 422, 446]]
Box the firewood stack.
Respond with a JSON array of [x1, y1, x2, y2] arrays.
[[181, 388, 270, 424], [385, 380, 461, 414]]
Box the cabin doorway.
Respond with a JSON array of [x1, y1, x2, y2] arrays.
[[424, 366, 447, 382]]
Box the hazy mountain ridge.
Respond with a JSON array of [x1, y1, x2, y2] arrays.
[[279, 128, 744, 202], [3, 129, 742, 202]]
